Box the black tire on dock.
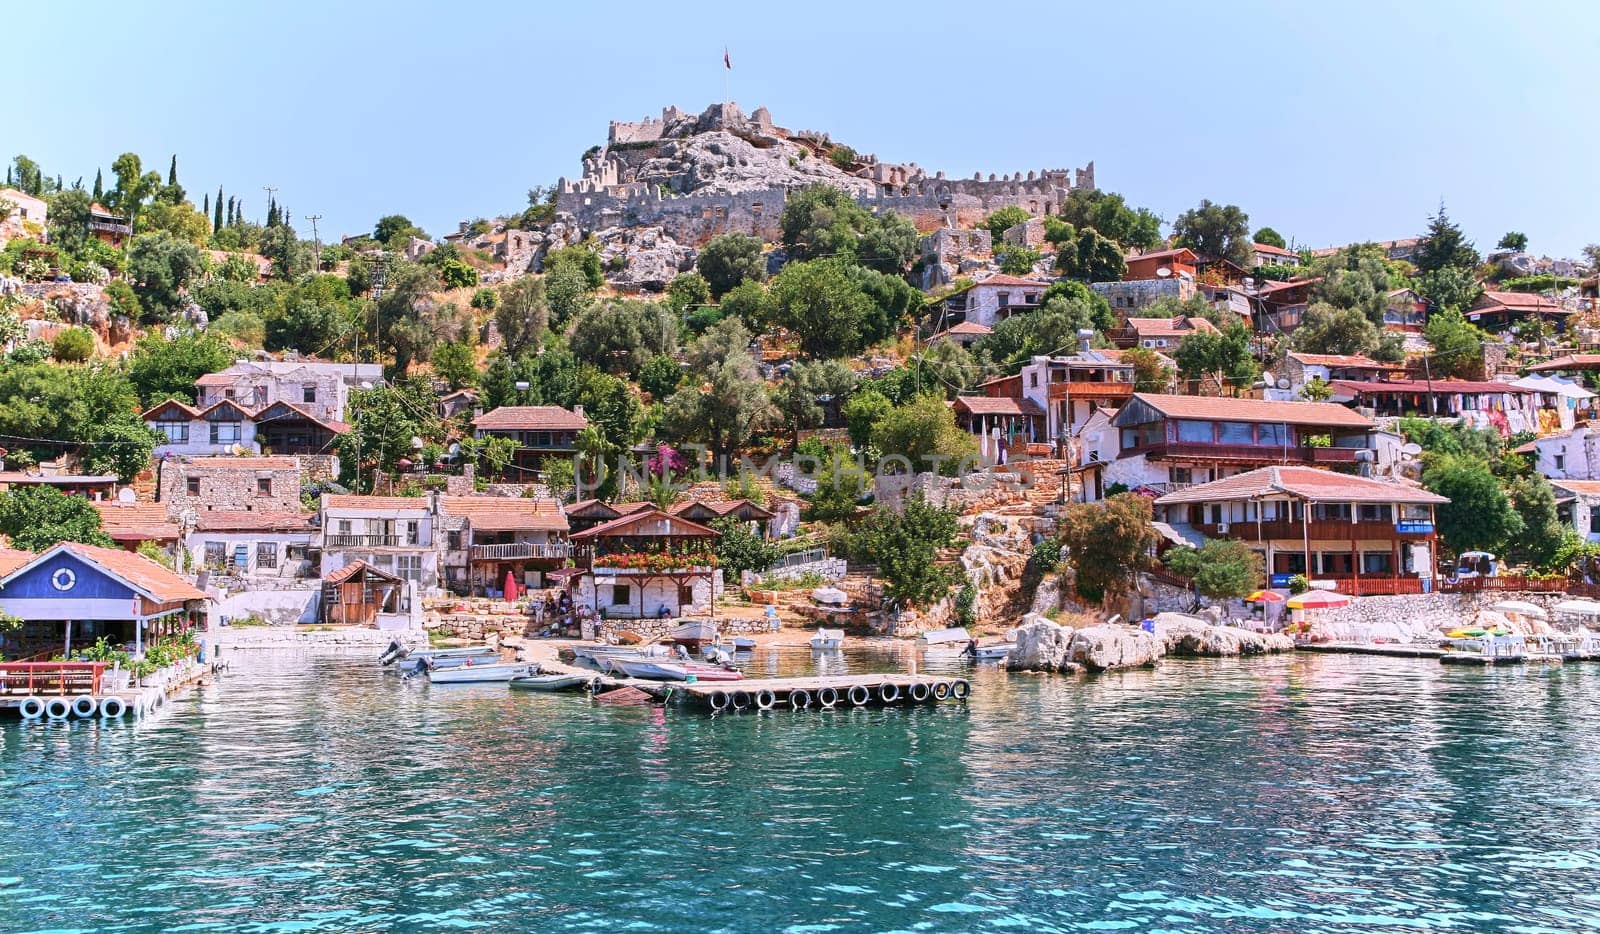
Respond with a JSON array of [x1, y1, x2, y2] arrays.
[[731, 690, 751, 710], [709, 691, 730, 712], [878, 683, 900, 703], [933, 681, 951, 701], [756, 690, 776, 710], [848, 685, 870, 706], [818, 687, 839, 708], [952, 680, 971, 700], [791, 690, 812, 710], [910, 682, 931, 703]]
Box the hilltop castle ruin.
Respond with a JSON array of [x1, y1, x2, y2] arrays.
[[554, 103, 1094, 246]]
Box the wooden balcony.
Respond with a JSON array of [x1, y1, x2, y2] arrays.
[[1146, 442, 1361, 465], [470, 542, 570, 561], [1048, 381, 1135, 400], [1191, 519, 1423, 542]]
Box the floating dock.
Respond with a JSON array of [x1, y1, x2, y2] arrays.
[[670, 674, 970, 713], [1439, 652, 1526, 666], [1298, 643, 1445, 659]]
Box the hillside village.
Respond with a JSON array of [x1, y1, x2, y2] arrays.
[[4, 100, 1600, 668]]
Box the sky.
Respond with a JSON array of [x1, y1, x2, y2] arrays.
[[5, 0, 1597, 257]]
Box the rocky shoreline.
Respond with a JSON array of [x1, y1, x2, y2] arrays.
[[1005, 612, 1294, 674]]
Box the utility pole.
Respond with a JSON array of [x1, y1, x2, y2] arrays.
[[305, 213, 323, 272], [261, 186, 278, 225]]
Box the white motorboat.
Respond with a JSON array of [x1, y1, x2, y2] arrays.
[[731, 637, 757, 652], [809, 628, 845, 650], [392, 654, 485, 674], [381, 641, 496, 666], [919, 627, 971, 647], [426, 661, 537, 684], [610, 659, 745, 682], [971, 643, 1014, 661]]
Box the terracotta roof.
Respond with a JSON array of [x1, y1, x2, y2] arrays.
[[566, 498, 623, 518], [973, 274, 1050, 288], [1154, 466, 1447, 506], [253, 400, 351, 434], [1529, 354, 1600, 372], [182, 456, 299, 470], [197, 399, 258, 420], [1126, 316, 1218, 338], [324, 559, 401, 585], [953, 396, 1046, 417], [1126, 248, 1197, 263], [1552, 480, 1600, 497], [670, 498, 775, 521], [25, 543, 207, 603], [441, 496, 568, 532], [0, 549, 35, 577], [142, 399, 203, 420], [194, 511, 314, 532], [935, 321, 993, 336], [568, 508, 718, 541], [1128, 393, 1375, 428], [92, 502, 181, 542], [1330, 379, 1534, 395], [1253, 242, 1298, 258], [1476, 290, 1562, 312], [1286, 352, 1385, 368], [472, 406, 588, 431], [323, 495, 433, 512], [195, 373, 237, 386]]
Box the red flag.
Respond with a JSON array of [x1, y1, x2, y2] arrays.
[[724, 48, 731, 70]]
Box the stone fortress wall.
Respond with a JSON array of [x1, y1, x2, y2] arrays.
[[555, 103, 1095, 247]]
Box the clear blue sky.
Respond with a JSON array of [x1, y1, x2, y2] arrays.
[[6, 0, 1596, 257]]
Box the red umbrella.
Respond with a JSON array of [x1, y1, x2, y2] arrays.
[[504, 570, 518, 602]]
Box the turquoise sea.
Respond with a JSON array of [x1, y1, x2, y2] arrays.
[[3, 647, 1600, 933]]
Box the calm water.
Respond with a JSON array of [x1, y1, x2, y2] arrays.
[[4, 648, 1600, 933]]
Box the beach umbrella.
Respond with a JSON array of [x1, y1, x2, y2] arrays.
[[1286, 590, 1350, 609], [1246, 590, 1285, 603], [1491, 600, 1547, 620]]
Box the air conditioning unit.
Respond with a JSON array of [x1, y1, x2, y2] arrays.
[[1216, 522, 1231, 534]]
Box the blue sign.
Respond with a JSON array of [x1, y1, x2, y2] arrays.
[[1396, 520, 1434, 535], [1269, 573, 1295, 588]]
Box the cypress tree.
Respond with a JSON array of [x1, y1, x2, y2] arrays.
[[214, 186, 224, 231], [203, 192, 210, 218], [168, 155, 177, 186], [5, 166, 11, 186], [93, 169, 103, 201]]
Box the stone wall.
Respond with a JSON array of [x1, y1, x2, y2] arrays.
[[1091, 277, 1196, 312], [597, 613, 773, 644], [160, 461, 306, 517], [746, 556, 848, 586]]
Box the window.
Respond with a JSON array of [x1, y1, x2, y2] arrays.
[[337, 519, 352, 536], [396, 555, 423, 582], [679, 584, 694, 606], [447, 531, 463, 551], [1257, 423, 1287, 446], [1277, 553, 1307, 574], [405, 521, 420, 546], [204, 541, 226, 568], [187, 476, 201, 495], [1359, 504, 1387, 523], [1555, 452, 1566, 472], [1217, 422, 1254, 445], [1590, 511, 1600, 534], [1176, 420, 1213, 443], [1318, 552, 1354, 575], [1171, 467, 1192, 485], [611, 584, 631, 606], [997, 291, 1011, 307], [159, 422, 190, 443], [1315, 503, 1353, 521], [257, 542, 278, 569], [1029, 372, 1039, 388], [287, 544, 308, 561], [211, 422, 242, 445], [1362, 552, 1393, 574], [302, 383, 317, 404], [257, 477, 272, 496]]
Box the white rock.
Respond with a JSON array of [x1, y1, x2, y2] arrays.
[[1006, 618, 1073, 671], [1067, 625, 1164, 671]]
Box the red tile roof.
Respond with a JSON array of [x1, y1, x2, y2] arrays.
[[1129, 393, 1375, 428], [1126, 248, 1197, 263], [1126, 316, 1218, 338], [935, 321, 993, 336], [472, 406, 588, 431], [1154, 466, 1447, 506], [953, 396, 1046, 417], [194, 511, 314, 532], [253, 400, 351, 434], [568, 508, 718, 541], [324, 559, 400, 585], [1252, 242, 1298, 258], [38, 543, 208, 603], [441, 496, 568, 532], [323, 495, 433, 511], [1475, 290, 1562, 312], [1528, 354, 1600, 372], [973, 274, 1050, 288], [141, 399, 203, 420], [92, 502, 182, 542], [1286, 352, 1386, 368], [1255, 277, 1321, 295], [183, 456, 299, 470], [0, 549, 34, 577]]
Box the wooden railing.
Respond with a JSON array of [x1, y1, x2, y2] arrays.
[[1149, 442, 1361, 464], [1191, 519, 1420, 542], [1326, 577, 1426, 596], [0, 662, 106, 696], [325, 533, 406, 548], [470, 542, 570, 561]]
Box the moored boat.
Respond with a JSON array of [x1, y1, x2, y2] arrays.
[[382, 642, 497, 667], [426, 661, 537, 684], [809, 628, 845, 650], [971, 643, 1014, 661], [509, 674, 593, 692], [919, 627, 970, 647], [610, 659, 745, 682]]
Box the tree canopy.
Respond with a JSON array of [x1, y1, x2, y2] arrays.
[[855, 495, 961, 608], [1061, 493, 1160, 603], [0, 486, 115, 551], [1414, 203, 1480, 273], [1172, 199, 1252, 266], [778, 185, 917, 273], [1057, 189, 1164, 251], [695, 233, 766, 298]]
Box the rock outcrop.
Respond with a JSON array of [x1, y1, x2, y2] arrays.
[[593, 226, 694, 291], [1149, 613, 1294, 657], [1067, 625, 1164, 671], [1007, 615, 1074, 671]]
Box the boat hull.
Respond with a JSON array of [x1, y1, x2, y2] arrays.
[[509, 675, 591, 692], [427, 663, 537, 684]]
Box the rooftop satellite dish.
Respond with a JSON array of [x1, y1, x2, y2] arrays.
[[1155, 266, 1172, 278], [1276, 377, 1291, 390]]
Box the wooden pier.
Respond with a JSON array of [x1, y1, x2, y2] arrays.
[[670, 674, 971, 713], [1298, 643, 1445, 659]]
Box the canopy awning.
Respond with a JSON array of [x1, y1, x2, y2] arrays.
[[1287, 590, 1351, 609], [1552, 599, 1600, 617]]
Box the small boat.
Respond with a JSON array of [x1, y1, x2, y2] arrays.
[[509, 674, 593, 692], [971, 643, 1014, 661], [732, 637, 757, 652], [809, 628, 844, 650], [382, 642, 496, 666], [669, 619, 718, 648], [610, 659, 745, 682], [427, 661, 537, 684], [393, 654, 488, 673]]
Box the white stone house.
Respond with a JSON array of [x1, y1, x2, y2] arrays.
[[196, 359, 382, 424], [145, 399, 259, 458], [0, 187, 48, 246], [158, 456, 306, 517], [569, 508, 722, 619], [319, 494, 442, 601], [1524, 426, 1600, 481], [187, 511, 317, 582], [962, 274, 1049, 328], [1552, 480, 1600, 543]]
